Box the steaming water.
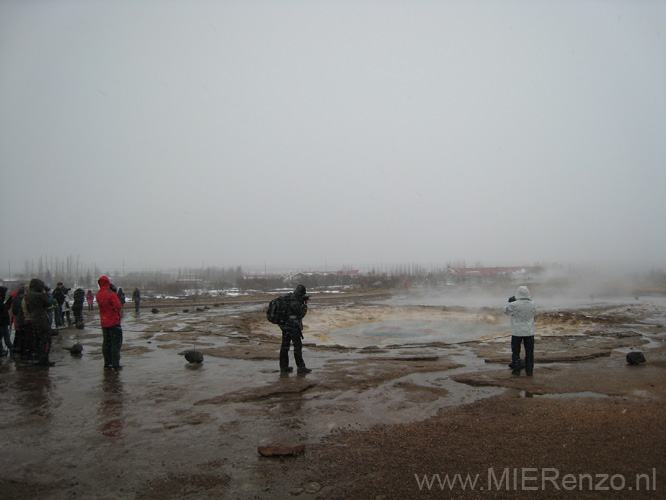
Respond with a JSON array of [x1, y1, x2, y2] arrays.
[[328, 320, 507, 347]]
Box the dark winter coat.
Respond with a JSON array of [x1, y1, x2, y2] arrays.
[[0, 286, 9, 326], [72, 288, 85, 314], [283, 292, 308, 332], [11, 289, 26, 328], [96, 276, 122, 328], [24, 279, 51, 330], [52, 286, 67, 306]]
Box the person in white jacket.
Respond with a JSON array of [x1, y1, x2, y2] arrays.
[[504, 286, 536, 376]]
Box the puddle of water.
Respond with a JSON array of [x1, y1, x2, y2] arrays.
[[327, 320, 506, 347]]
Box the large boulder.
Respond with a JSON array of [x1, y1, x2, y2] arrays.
[[626, 351, 646, 365], [183, 350, 204, 364]]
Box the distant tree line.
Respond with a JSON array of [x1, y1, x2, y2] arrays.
[[5, 257, 665, 296]]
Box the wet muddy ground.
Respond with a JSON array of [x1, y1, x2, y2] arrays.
[[1, 288, 664, 499]]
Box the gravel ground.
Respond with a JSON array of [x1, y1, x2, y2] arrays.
[[306, 392, 665, 499], [253, 342, 666, 499]]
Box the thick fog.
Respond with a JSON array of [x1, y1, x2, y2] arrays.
[[1, 1, 665, 275]]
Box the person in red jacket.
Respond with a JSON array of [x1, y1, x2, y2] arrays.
[[96, 276, 123, 370]]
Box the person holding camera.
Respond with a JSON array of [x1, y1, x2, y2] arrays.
[[279, 284, 311, 374], [504, 286, 536, 376]]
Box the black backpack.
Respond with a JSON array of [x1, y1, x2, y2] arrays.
[[266, 295, 289, 324]]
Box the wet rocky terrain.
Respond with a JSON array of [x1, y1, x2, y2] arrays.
[[1, 287, 664, 499]]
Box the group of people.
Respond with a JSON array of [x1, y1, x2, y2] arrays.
[[0, 278, 141, 369], [0, 279, 61, 365], [2, 277, 536, 377]]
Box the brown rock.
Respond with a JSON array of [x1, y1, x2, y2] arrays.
[[257, 442, 305, 457]]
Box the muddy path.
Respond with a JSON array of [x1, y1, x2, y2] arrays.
[[0, 289, 664, 499]]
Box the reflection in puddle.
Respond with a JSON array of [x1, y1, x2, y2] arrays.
[[99, 371, 125, 438]]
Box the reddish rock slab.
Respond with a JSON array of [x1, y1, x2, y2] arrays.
[[257, 442, 305, 457]]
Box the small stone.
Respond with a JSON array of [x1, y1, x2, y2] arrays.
[[290, 487, 304, 495], [64, 343, 83, 355], [304, 482, 321, 493]]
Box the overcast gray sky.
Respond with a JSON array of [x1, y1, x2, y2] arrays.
[[1, 0, 665, 275]]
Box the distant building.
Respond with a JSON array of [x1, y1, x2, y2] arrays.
[[446, 266, 544, 282], [448, 266, 543, 276]]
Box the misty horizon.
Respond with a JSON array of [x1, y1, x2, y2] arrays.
[[2, 1, 665, 274]]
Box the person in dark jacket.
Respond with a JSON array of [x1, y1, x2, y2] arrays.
[[278, 284, 311, 374], [132, 288, 141, 313], [72, 288, 85, 327], [25, 278, 55, 366], [11, 285, 28, 358], [96, 276, 123, 370], [52, 282, 67, 328], [117, 288, 126, 305], [0, 286, 12, 355]]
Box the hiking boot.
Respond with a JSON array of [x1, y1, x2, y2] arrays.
[[280, 367, 294, 373], [511, 370, 520, 376], [297, 367, 312, 374]]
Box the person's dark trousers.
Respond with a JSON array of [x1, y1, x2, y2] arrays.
[[134, 301, 140, 313], [72, 305, 83, 325], [17, 327, 33, 360], [102, 325, 123, 368], [34, 326, 52, 365], [27, 324, 39, 360], [1, 324, 13, 354], [54, 305, 63, 327], [13, 327, 25, 358], [279, 326, 305, 371], [511, 335, 534, 375]]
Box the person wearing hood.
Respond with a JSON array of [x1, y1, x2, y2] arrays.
[[72, 288, 85, 328], [278, 284, 311, 374], [96, 276, 123, 370], [0, 286, 12, 355], [504, 286, 537, 376], [24, 278, 55, 366], [52, 282, 68, 328], [86, 289, 95, 311]]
